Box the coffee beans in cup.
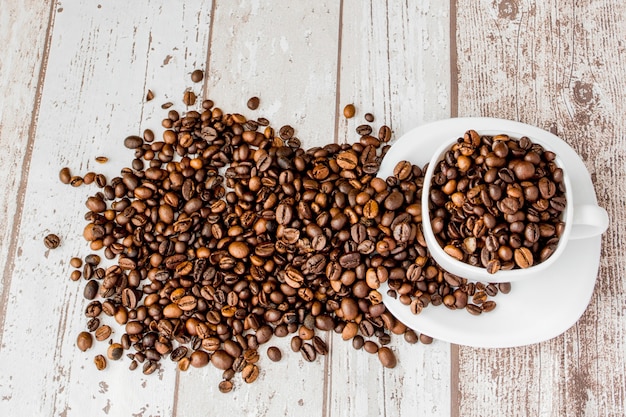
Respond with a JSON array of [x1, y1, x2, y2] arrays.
[[428, 130, 566, 273]]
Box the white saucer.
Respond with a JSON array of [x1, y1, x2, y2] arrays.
[[378, 117, 602, 348]]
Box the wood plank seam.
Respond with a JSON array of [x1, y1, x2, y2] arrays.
[[449, 0, 460, 416], [0, 0, 57, 349], [332, 0, 345, 147]]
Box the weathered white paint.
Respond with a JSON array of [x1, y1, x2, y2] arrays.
[[1, 0, 625, 416]]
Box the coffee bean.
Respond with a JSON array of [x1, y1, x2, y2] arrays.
[[228, 241, 250, 259], [343, 104, 356, 118], [44, 233, 60, 249], [247, 96, 260, 110], [59, 167, 72, 184], [352, 335, 365, 350], [279, 125, 294, 140], [190, 350, 209, 368], [267, 346, 282, 362], [76, 331, 93, 352], [242, 363, 259, 383], [218, 380, 233, 393], [363, 341, 378, 354], [404, 330, 419, 344], [290, 336, 303, 352], [123, 135, 143, 149], [378, 347, 397, 368], [312, 336, 328, 355], [183, 91, 197, 106], [83, 280, 99, 300], [301, 343, 316, 362], [514, 247, 534, 268], [94, 354, 107, 370], [211, 350, 234, 370], [107, 343, 124, 360], [191, 69, 204, 83]]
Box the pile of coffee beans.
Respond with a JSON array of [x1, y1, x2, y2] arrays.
[[428, 130, 566, 273], [59, 70, 504, 391]]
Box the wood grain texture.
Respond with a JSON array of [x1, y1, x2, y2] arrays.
[[1, 0, 625, 416], [332, 1, 453, 416], [174, 2, 340, 415], [0, 1, 212, 415], [0, 0, 53, 329], [454, 0, 626, 415]]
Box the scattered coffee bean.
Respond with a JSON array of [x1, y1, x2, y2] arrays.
[[191, 69, 204, 83], [343, 103, 356, 118], [247, 96, 260, 110], [107, 343, 124, 360], [218, 380, 233, 393], [76, 331, 93, 352], [378, 347, 397, 368], [267, 346, 282, 362], [183, 90, 197, 106], [44, 233, 60, 249], [94, 354, 107, 370], [59, 167, 71, 184]]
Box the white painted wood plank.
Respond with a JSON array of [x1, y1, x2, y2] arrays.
[[173, 2, 341, 415], [332, 1, 452, 417], [0, 1, 212, 415], [0, 0, 52, 321]]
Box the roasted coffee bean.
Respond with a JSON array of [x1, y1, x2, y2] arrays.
[[94, 354, 107, 370], [95, 325, 112, 341], [301, 343, 317, 362], [183, 91, 197, 106], [279, 125, 294, 140], [191, 69, 204, 83], [44, 233, 60, 249], [404, 330, 419, 344], [378, 347, 397, 368], [59, 167, 72, 184], [170, 346, 188, 362], [247, 96, 260, 110], [211, 350, 234, 370], [290, 336, 303, 352], [83, 280, 99, 300], [123, 135, 143, 149], [343, 104, 356, 118], [107, 343, 124, 360], [76, 331, 93, 352], [219, 380, 234, 393], [312, 336, 328, 355], [267, 346, 282, 362]]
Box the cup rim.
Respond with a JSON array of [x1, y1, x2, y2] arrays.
[[421, 128, 574, 283]]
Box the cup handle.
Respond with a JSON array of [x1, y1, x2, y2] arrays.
[[569, 204, 609, 240]]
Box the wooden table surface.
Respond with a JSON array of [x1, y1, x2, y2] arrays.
[[1, 1, 624, 416]]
